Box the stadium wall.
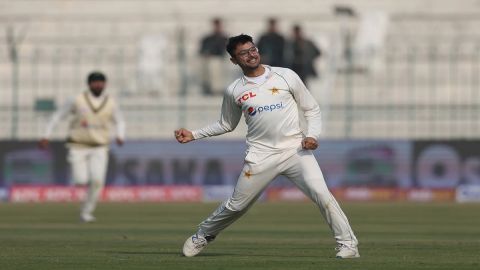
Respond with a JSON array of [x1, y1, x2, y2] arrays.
[[2, 2, 480, 140], [0, 139, 479, 203]]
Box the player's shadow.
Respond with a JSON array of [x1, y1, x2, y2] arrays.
[[105, 251, 232, 257]]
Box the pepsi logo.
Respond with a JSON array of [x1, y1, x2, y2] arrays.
[[247, 107, 257, 116], [246, 102, 284, 117]]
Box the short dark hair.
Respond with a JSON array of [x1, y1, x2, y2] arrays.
[[212, 17, 222, 25], [268, 18, 277, 25], [87, 71, 107, 83], [226, 34, 254, 57]]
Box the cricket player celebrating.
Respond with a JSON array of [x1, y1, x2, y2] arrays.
[[175, 35, 359, 258], [39, 71, 126, 223]]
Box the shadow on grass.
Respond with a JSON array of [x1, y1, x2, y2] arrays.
[[105, 250, 233, 257]]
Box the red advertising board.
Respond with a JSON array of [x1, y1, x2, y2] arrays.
[[10, 186, 203, 203], [1, 140, 479, 203], [266, 187, 455, 202]]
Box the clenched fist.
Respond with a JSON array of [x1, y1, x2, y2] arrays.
[[302, 137, 318, 150], [174, 128, 194, 144]]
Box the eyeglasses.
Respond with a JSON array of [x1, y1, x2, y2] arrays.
[[236, 46, 258, 58]]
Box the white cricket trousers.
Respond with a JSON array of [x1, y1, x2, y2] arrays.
[[68, 146, 109, 216], [198, 148, 358, 247]]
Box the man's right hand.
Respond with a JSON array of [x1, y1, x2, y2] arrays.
[[174, 128, 194, 144], [38, 138, 49, 149]]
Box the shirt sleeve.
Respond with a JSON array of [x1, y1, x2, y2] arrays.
[[43, 98, 74, 139], [192, 89, 242, 140], [288, 69, 322, 140], [112, 101, 126, 140]]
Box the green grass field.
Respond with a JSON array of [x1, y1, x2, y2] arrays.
[[0, 202, 479, 270]]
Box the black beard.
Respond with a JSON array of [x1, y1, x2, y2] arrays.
[[241, 61, 261, 72], [90, 89, 103, 97]]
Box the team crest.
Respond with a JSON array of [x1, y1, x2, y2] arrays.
[[269, 87, 279, 94]]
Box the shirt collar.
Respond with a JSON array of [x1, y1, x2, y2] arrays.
[[241, 65, 273, 86]]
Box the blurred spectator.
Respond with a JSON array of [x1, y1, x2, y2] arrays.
[[285, 25, 321, 86], [199, 18, 228, 95], [257, 18, 286, 67]]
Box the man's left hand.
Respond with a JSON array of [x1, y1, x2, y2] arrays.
[[302, 137, 318, 150]]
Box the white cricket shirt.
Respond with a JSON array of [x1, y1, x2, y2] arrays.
[[44, 91, 126, 141], [193, 65, 322, 153]]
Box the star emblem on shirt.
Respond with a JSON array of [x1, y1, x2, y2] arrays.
[[269, 87, 279, 95], [244, 170, 252, 179]]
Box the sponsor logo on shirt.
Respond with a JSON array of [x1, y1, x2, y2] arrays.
[[247, 106, 257, 116], [237, 91, 257, 105], [246, 102, 284, 116]]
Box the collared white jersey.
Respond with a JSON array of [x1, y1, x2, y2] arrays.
[[44, 91, 126, 141], [192, 66, 322, 153]]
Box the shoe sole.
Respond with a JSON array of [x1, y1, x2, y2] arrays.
[[80, 218, 96, 223], [336, 253, 360, 259]]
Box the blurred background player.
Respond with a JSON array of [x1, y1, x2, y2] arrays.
[[257, 18, 286, 67], [285, 24, 322, 86], [39, 71, 126, 222], [175, 34, 359, 258], [199, 18, 229, 95]]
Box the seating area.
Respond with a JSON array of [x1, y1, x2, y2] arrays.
[[1, 0, 479, 139]]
